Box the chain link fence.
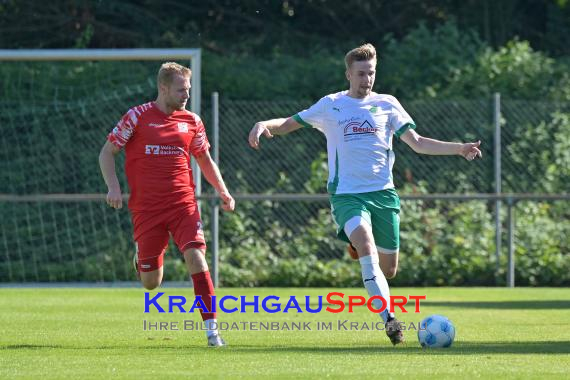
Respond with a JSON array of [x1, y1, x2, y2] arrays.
[[209, 99, 491, 194], [205, 97, 570, 195], [0, 58, 568, 284], [198, 96, 570, 287]]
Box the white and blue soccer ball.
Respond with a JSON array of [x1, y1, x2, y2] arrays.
[[418, 314, 455, 348]]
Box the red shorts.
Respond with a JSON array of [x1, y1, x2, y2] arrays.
[[132, 203, 206, 272]]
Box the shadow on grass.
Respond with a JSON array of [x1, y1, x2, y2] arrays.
[[235, 340, 570, 355], [1, 344, 67, 349], [3, 340, 569, 355], [420, 300, 570, 310]]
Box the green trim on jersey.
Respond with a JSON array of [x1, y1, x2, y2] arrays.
[[395, 122, 416, 139], [327, 149, 340, 194], [292, 114, 312, 128], [387, 149, 393, 185]]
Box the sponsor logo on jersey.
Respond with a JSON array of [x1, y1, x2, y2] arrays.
[[145, 145, 160, 155], [145, 145, 185, 156], [338, 116, 360, 126], [148, 123, 165, 128], [178, 122, 189, 133], [343, 120, 376, 135]]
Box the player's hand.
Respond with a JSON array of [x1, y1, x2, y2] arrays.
[[248, 122, 273, 150], [219, 191, 235, 212], [460, 140, 482, 161], [106, 187, 123, 209]]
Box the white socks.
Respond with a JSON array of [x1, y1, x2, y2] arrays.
[[205, 318, 218, 338], [359, 255, 394, 324]]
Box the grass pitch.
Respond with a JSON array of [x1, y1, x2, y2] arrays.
[[1, 287, 569, 379]]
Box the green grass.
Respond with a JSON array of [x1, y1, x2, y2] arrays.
[[1, 287, 569, 379]]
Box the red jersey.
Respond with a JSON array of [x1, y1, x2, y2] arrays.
[[108, 102, 209, 212]]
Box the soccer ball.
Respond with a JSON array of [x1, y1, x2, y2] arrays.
[[417, 314, 455, 348]]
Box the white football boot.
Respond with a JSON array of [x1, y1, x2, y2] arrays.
[[207, 333, 226, 347]]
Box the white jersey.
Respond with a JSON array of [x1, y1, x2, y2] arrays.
[[293, 91, 415, 195]]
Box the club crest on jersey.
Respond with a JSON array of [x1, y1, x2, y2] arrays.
[[178, 122, 189, 133]]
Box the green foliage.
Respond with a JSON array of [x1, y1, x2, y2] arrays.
[[74, 24, 94, 49], [215, 199, 360, 287], [200, 22, 570, 102], [379, 21, 485, 98], [513, 202, 570, 286], [504, 112, 570, 192], [209, 179, 569, 288], [203, 51, 346, 100], [443, 40, 570, 100], [393, 184, 569, 287], [304, 152, 329, 193], [213, 199, 570, 287]]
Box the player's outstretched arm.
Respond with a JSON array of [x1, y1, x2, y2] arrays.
[[400, 129, 482, 161], [99, 141, 123, 209], [248, 117, 303, 150], [194, 150, 235, 212]]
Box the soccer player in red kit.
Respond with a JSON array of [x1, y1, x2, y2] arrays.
[[99, 62, 234, 347]]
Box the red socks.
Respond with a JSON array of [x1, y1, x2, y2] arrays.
[[191, 271, 216, 321]]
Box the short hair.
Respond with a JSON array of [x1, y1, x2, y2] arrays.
[[344, 43, 377, 70], [157, 62, 191, 86]]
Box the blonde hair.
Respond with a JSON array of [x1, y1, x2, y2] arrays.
[[344, 43, 377, 69], [157, 62, 191, 86]]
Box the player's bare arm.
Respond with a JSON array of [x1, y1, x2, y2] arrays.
[[98, 140, 123, 209], [248, 117, 303, 150], [400, 128, 482, 161], [194, 150, 235, 211]]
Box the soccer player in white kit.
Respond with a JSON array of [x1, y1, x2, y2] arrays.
[[248, 43, 482, 345]]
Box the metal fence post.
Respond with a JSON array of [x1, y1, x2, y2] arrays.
[[211, 92, 220, 288], [506, 197, 515, 288], [191, 52, 202, 215], [494, 93, 502, 279]]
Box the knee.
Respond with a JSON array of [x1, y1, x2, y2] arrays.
[[383, 266, 398, 279], [358, 243, 377, 257], [379, 250, 399, 279], [184, 249, 208, 272], [141, 277, 162, 290], [141, 280, 161, 290]]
